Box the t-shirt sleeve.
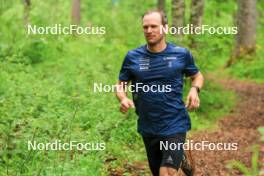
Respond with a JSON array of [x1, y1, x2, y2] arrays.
[[118, 53, 133, 81], [183, 49, 199, 77]]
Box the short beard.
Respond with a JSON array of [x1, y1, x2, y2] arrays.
[[146, 36, 164, 46]]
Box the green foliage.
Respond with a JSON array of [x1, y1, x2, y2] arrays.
[[258, 127, 264, 141], [227, 145, 264, 176], [227, 56, 264, 83], [0, 0, 263, 175], [226, 0, 264, 82]]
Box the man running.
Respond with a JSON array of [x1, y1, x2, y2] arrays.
[[116, 10, 204, 176]]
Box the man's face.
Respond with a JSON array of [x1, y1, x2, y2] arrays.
[[142, 12, 166, 45]]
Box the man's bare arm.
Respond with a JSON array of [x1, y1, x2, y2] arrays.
[[190, 71, 204, 90], [116, 81, 134, 113], [116, 81, 129, 102], [186, 71, 204, 110]]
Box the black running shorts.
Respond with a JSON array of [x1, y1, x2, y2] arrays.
[[142, 133, 186, 176]]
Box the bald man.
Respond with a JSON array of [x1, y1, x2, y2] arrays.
[[116, 10, 204, 176]]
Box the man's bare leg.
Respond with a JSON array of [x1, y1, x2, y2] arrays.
[[159, 166, 180, 176]]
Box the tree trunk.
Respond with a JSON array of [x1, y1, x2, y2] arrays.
[[190, 0, 205, 32], [171, 0, 185, 35], [71, 0, 81, 25], [23, 0, 30, 27], [158, 0, 166, 12], [189, 0, 205, 47], [227, 0, 257, 66], [236, 0, 257, 53]]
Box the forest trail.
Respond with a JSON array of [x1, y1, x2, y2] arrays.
[[108, 78, 264, 176], [192, 78, 264, 175]]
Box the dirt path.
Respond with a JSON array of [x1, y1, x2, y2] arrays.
[[191, 79, 264, 175], [108, 78, 264, 175]]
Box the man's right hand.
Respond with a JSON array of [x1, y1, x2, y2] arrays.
[[120, 97, 135, 113]]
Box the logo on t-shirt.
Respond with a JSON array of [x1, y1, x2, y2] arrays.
[[167, 155, 174, 164], [139, 57, 150, 71], [163, 57, 177, 60]]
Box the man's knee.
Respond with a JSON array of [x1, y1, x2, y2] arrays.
[[160, 166, 180, 176]]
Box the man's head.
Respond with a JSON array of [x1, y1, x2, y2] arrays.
[[142, 10, 168, 46]]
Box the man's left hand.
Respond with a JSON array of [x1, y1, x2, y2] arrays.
[[185, 87, 200, 110]]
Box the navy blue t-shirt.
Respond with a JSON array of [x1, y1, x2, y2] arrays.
[[118, 43, 199, 137]]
